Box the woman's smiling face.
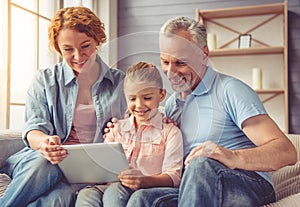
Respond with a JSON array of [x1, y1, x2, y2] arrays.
[[57, 28, 98, 74]]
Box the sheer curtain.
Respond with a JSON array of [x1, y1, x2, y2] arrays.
[[0, 0, 95, 130]]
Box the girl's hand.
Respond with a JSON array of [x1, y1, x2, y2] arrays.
[[39, 135, 68, 164], [118, 168, 146, 190]]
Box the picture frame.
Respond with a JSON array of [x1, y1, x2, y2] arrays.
[[238, 34, 252, 48]]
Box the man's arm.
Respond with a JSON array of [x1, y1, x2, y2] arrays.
[[236, 114, 297, 171], [185, 114, 297, 171]]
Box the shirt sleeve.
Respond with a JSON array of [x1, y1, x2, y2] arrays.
[[161, 124, 184, 187], [22, 70, 55, 146], [223, 78, 267, 129]]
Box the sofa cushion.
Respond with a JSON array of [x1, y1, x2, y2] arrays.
[[0, 173, 11, 199], [0, 130, 24, 168], [272, 162, 300, 201]]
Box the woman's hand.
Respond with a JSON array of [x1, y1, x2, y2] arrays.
[[38, 135, 68, 165], [118, 168, 146, 190]]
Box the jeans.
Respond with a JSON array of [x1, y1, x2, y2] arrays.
[[0, 147, 77, 207], [125, 158, 276, 207], [75, 185, 104, 207], [76, 182, 178, 207], [126, 187, 178, 207], [103, 183, 135, 207], [76, 183, 133, 207], [179, 157, 276, 207]]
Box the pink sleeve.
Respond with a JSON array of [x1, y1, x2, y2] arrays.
[[161, 124, 184, 187]]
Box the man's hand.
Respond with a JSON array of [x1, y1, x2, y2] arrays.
[[162, 116, 177, 126], [103, 117, 119, 139], [184, 141, 238, 170], [38, 135, 67, 165]]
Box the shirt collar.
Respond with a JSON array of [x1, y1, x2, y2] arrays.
[[174, 66, 217, 104], [122, 110, 163, 131], [192, 66, 216, 96], [63, 61, 76, 86], [98, 56, 117, 86], [117, 111, 164, 143]]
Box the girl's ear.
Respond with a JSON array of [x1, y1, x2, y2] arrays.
[[160, 89, 167, 102]]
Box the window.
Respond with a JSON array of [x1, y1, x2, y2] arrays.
[[0, 0, 96, 130]]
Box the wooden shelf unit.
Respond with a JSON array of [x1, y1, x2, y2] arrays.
[[209, 46, 284, 56], [196, 2, 289, 132], [196, 3, 285, 19]]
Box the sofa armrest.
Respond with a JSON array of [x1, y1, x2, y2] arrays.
[[263, 192, 300, 207], [0, 130, 25, 168], [267, 134, 300, 205]]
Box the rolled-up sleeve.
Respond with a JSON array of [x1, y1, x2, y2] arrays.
[[22, 65, 77, 146], [22, 70, 55, 145]]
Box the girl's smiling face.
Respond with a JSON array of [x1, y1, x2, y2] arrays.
[[57, 29, 98, 74], [124, 83, 166, 128]]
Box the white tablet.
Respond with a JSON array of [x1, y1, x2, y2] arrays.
[[58, 142, 129, 184]]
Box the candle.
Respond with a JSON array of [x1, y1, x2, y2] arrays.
[[252, 68, 262, 90], [207, 33, 216, 50]]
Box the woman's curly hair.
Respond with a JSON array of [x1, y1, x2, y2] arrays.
[[48, 7, 106, 55]]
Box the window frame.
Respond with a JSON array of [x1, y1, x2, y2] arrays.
[[0, 0, 117, 129]]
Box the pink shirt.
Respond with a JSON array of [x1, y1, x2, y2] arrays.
[[65, 104, 97, 145], [105, 111, 183, 187]]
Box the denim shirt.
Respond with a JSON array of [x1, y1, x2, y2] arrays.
[[22, 55, 127, 146]]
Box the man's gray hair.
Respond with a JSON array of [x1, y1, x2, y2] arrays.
[[160, 16, 207, 48]]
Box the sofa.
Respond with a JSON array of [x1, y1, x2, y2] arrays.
[[0, 130, 299, 206]]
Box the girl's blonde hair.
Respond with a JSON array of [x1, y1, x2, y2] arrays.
[[125, 62, 163, 89], [48, 6, 106, 55]]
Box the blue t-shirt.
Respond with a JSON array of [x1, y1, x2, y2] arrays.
[[23, 55, 127, 145], [164, 66, 272, 184]]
